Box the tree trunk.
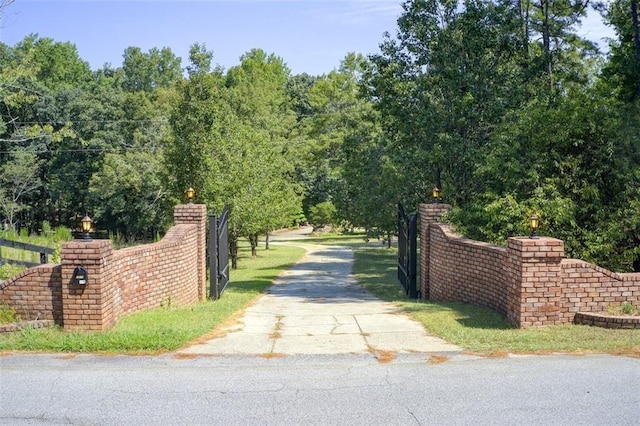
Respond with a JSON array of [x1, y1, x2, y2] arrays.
[[230, 231, 238, 269], [265, 232, 270, 250], [386, 230, 392, 248], [542, 0, 553, 91], [249, 233, 258, 257], [632, 0, 640, 99]]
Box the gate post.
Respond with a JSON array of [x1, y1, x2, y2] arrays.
[[174, 204, 208, 301], [418, 203, 452, 299], [209, 213, 219, 300], [398, 204, 419, 299]]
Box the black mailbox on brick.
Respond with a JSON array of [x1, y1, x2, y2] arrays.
[[72, 266, 88, 286]]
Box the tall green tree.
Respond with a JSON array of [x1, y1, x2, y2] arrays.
[[368, 0, 526, 207], [0, 150, 41, 229], [121, 46, 182, 92], [602, 0, 640, 101], [167, 47, 301, 266], [223, 49, 300, 259]]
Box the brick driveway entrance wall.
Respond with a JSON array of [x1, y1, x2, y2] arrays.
[[0, 203, 207, 332], [419, 203, 640, 328]]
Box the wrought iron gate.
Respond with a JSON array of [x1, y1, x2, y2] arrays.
[[397, 203, 419, 299], [209, 204, 230, 300]]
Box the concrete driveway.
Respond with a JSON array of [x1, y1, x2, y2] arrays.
[[179, 232, 460, 359]]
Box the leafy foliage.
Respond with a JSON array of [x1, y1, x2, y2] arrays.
[[1, 2, 639, 272]]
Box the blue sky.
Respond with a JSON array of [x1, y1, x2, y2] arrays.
[[1, 0, 614, 76]]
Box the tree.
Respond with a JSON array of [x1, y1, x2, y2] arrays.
[[0, 150, 42, 229], [368, 0, 526, 208], [223, 49, 300, 261], [89, 150, 170, 241], [167, 49, 301, 266], [294, 53, 376, 222], [1, 35, 176, 235], [186, 43, 214, 76], [602, 0, 640, 101], [122, 46, 182, 92], [457, 84, 640, 271]]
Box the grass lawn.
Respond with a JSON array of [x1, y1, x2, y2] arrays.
[[353, 247, 640, 358], [0, 242, 305, 354], [297, 230, 386, 248]]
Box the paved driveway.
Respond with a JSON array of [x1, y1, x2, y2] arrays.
[[179, 238, 460, 359]]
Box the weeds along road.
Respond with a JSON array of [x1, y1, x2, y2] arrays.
[[1, 352, 639, 425]]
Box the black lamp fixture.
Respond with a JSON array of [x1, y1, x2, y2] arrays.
[[81, 214, 92, 241], [186, 187, 195, 204], [432, 186, 441, 203], [529, 214, 540, 239]]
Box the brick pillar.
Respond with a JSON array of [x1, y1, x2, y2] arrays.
[[60, 239, 114, 331], [418, 203, 452, 299], [174, 204, 207, 300], [505, 237, 565, 328]]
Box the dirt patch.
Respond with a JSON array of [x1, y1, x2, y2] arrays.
[[260, 352, 286, 359], [181, 312, 245, 348], [368, 347, 397, 363], [428, 355, 450, 364]]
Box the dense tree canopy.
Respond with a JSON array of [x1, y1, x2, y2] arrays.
[[2, 0, 639, 271], [364, 0, 640, 271]]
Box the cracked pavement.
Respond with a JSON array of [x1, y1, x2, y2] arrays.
[[178, 237, 461, 359]]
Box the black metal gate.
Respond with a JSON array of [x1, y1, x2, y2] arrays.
[[209, 204, 230, 300], [397, 203, 418, 299]]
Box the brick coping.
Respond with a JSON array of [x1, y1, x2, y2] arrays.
[[0, 319, 55, 333], [574, 312, 640, 329]]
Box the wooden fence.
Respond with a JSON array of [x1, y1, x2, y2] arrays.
[[0, 238, 54, 267]]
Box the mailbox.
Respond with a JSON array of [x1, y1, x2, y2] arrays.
[[72, 266, 88, 286]]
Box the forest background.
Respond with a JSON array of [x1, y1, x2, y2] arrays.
[[1, 0, 640, 272]]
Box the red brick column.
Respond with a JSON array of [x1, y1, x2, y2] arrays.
[[505, 237, 565, 327], [174, 204, 207, 300], [418, 203, 452, 299], [60, 240, 114, 331]]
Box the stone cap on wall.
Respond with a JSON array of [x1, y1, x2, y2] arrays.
[[507, 236, 565, 262]]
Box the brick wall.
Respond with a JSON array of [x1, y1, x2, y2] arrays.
[[0, 265, 62, 323], [419, 203, 640, 328], [427, 224, 508, 315], [560, 260, 640, 319], [0, 203, 207, 331], [111, 225, 199, 318]]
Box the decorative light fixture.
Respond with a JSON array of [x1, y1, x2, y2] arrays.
[[432, 186, 441, 203], [81, 214, 93, 241], [529, 214, 540, 239], [186, 187, 195, 204]]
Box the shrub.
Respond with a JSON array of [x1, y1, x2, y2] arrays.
[[0, 303, 20, 324], [309, 201, 337, 228], [0, 263, 25, 281]]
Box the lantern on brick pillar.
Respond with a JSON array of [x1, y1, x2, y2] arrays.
[[432, 186, 441, 203], [81, 214, 92, 241], [529, 214, 540, 239], [186, 187, 195, 204]]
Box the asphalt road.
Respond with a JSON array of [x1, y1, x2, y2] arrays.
[[1, 352, 639, 425]]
